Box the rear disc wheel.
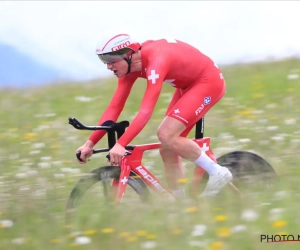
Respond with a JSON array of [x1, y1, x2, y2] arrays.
[[200, 151, 277, 196]]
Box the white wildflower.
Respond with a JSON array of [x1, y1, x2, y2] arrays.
[[54, 174, 65, 179], [273, 191, 289, 200], [231, 224, 247, 233], [11, 238, 25, 245], [141, 241, 157, 249], [189, 240, 208, 247], [70, 168, 81, 174], [29, 150, 40, 155], [40, 156, 52, 161], [266, 126, 278, 131], [75, 96, 92, 102], [38, 162, 51, 168], [0, 220, 14, 228], [266, 104, 277, 109], [241, 209, 259, 221], [74, 236, 91, 244], [271, 136, 284, 141], [33, 143, 45, 148], [287, 73, 299, 80], [259, 140, 270, 145], [269, 208, 284, 221], [260, 202, 271, 206], [191, 224, 207, 236], [252, 110, 264, 114], [15, 173, 27, 179], [284, 119, 296, 125], [9, 154, 19, 160], [27, 170, 39, 176], [32, 189, 46, 197], [238, 138, 251, 143], [258, 118, 269, 123], [51, 161, 62, 166]]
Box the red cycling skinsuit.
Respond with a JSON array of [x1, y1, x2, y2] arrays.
[[89, 38, 226, 147]]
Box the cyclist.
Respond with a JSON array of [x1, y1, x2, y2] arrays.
[[76, 33, 232, 197]]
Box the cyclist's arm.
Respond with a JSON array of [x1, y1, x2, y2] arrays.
[[88, 74, 138, 145], [117, 61, 170, 147]]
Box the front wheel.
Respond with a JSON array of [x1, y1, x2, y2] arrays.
[[65, 166, 151, 219]]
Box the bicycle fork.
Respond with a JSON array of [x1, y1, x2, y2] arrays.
[[114, 162, 131, 207]]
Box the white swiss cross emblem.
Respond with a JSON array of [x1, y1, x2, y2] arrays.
[[201, 143, 209, 152], [120, 177, 128, 185], [174, 109, 180, 114], [148, 70, 159, 84]]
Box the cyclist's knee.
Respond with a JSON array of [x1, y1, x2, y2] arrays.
[[157, 128, 175, 146], [157, 117, 185, 143]]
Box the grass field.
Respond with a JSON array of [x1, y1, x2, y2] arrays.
[[0, 58, 300, 250]]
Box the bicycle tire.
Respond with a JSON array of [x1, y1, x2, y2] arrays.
[[66, 166, 151, 213], [201, 150, 277, 193]]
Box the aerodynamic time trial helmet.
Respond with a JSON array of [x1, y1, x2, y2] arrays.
[[95, 34, 141, 64]]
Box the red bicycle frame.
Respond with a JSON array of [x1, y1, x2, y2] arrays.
[[113, 137, 217, 206]]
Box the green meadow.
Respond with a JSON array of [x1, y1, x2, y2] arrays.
[[0, 58, 300, 250]]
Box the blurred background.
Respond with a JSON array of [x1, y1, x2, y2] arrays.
[[0, 1, 300, 250], [1, 1, 300, 87]]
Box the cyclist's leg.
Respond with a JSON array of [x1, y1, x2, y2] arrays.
[[157, 69, 232, 196], [159, 89, 184, 193], [159, 89, 195, 197]]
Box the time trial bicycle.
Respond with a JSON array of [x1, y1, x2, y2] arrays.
[[65, 116, 277, 214]]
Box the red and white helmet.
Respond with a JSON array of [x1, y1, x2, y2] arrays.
[[95, 34, 141, 64]]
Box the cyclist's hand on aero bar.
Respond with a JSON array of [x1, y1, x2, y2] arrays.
[[109, 143, 126, 166], [75, 140, 94, 164]]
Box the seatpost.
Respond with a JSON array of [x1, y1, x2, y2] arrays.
[[195, 116, 204, 139]]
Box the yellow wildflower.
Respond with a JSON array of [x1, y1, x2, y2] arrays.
[[272, 220, 287, 228], [216, 227, 231, 238], [8, 128, 19, 132], [50, 239, 61, 244], [146, 234, 157, 240], [252, 93, 265, 98], [63, 224, 72, 229], [126, 236, 138, 242], [207, 241, 224, 250], [186, 207, 198, 213], [101, 228, 114, 234], [177, 178, 189, 184], [286, 88, 295, 92], [84, 230, 97, 235], [214, 215, 227, 222], [236, 110, 252, 115], [277, 231, 289, 236], [23, 133, 37, 141], [119, 232, 131, 238], [136, 230, 147, 236], [172, 228, 183, 234], [69, 243, 79, 247]]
